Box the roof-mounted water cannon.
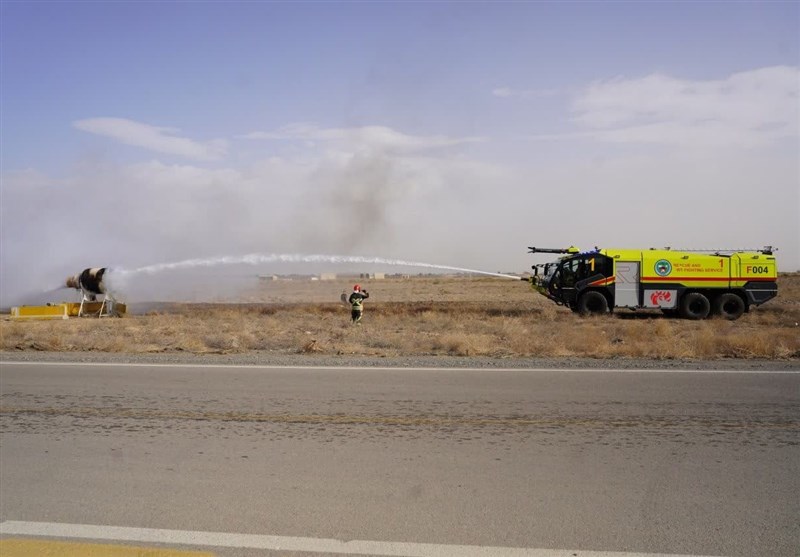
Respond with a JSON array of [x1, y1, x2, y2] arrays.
[[525, 246, 585, 281], [527, 246, 581, 255]]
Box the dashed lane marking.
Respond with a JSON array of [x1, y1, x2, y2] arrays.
[[0, 521, 724, 557]]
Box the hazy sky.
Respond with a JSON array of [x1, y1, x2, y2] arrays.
[[2, 1, 798, 303]]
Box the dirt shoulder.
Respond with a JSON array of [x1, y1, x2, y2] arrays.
[[4, 275, 798, 365]]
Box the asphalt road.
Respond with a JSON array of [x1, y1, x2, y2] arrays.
[[0, 361, 798, 557]]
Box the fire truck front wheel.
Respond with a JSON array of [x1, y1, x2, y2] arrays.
[[577, 291, 609, 316], [680, 292, 711, 320], [712, 293, 746, 320]]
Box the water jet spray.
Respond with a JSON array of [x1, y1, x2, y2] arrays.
[[116, 253, 521, 280]]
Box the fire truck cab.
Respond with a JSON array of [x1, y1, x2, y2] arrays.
[[528, 246, 777, 320]]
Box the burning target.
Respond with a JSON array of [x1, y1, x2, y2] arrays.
[[66, 267, 107, 301]]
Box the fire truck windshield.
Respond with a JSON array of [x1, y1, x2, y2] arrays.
[[540, 261, 561, 289]]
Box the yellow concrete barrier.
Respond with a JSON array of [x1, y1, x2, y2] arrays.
[[10, 302, 126, 319], [10, 305, 69, 320]]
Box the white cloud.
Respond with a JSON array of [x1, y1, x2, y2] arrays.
[[240, 123, 483, 153], [74, 118, 228, 160], [569, 66, 800, 147]]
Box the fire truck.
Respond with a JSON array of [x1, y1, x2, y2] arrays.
[[527, 246, 777, 319]]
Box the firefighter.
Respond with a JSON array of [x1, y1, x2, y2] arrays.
[[348, 284, 369, 323]]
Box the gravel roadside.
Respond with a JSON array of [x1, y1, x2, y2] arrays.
[[2, 350, 798, 371]]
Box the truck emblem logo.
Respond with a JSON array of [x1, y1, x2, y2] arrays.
[[650, 290, 672, 305], [655, 259, 672, 277]]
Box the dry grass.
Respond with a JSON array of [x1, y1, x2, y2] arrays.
[[2, 274, 799, 360]]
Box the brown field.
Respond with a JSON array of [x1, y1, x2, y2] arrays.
[[2, 274, 799, 360]]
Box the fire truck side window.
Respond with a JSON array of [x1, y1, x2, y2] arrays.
[[564, 255, 612, 286], [595, 255, 612, 277], [583, 254, 612, 278], [561, 258, 580, 286]]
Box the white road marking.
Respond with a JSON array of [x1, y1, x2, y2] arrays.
[[0, 521, 722, 557], [0, 360, 797, 374]]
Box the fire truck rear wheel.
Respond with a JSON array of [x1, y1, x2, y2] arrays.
[[680, 292, 711, 320], [713, 293, 746, 320], [578, 291, 609, 316]]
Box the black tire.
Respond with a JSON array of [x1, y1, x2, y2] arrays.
[[713, 293, 746, 320], [680, 292, 710, 320], [577, 291, 609, 316]]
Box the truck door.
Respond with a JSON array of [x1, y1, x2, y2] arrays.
[[615, 261, 640, 307]]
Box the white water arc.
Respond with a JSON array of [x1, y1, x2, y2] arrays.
[[115, 253, 520, 280]]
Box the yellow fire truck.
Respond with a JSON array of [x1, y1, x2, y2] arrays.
[[527, 246, 777, 319]]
